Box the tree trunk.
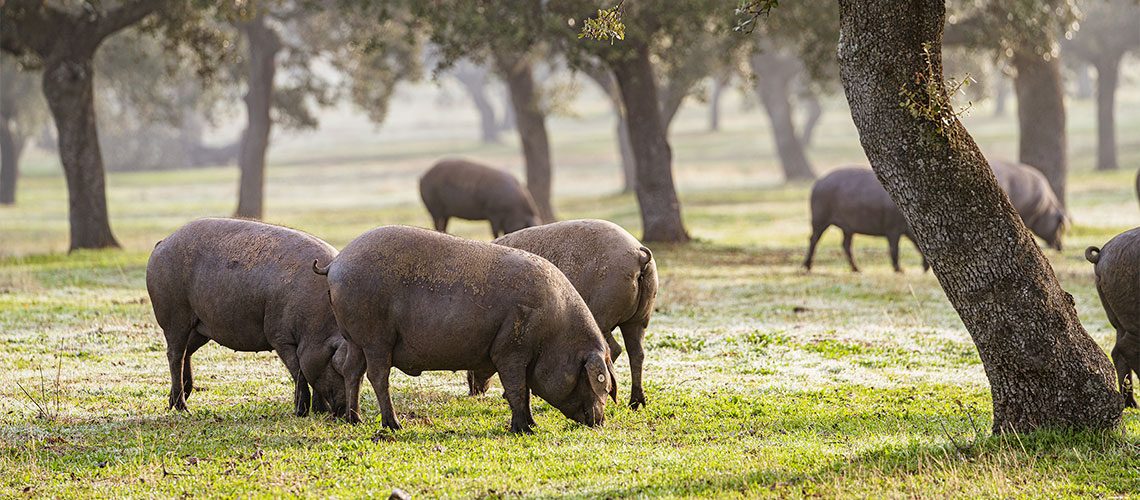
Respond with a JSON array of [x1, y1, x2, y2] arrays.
[[234, 15, 281, 220], [1093, 54, 1121, 171], [708, 73, 728, 132], [799, 88, 823, 147], [837, 0, 1121, 433], [582, 64, 636, 193], [617, 112, 636, 193], [42, 55, 120, 250], [0, 114, 24, 205], [1012, 50, 1067, 207], [610, 43, 689, 243], [452, 63, 500, 144], [750, 50, 815, 182], [497, 54, 556, 223], [498, 85, 516, 133], [993, 72, 1009, 117]]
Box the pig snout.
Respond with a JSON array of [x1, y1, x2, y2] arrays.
[[572, 401, 606, 427]]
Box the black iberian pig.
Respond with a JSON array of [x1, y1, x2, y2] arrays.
[[467, 219, 658, 409], [990, 159, 1068, 251], [419, 158, 541, 237], [147, 218, 347, 417], [1086, 231, 1140, 408], [803, 166, 927, 273], [315, 225, 616, 433]]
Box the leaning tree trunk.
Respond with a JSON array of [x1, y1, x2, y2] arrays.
[[497, 54, 556, 223], [1093, 54, 1121, 171], [1012, 49, 1067, 207], [0, 114, 24, 205], [453, 64, 500, 144], [610, 43, 690, 243], [42, 55, 120, 250], [837, 0, 1121, 433], [750, 50, 815, 182], [234, 15, 281, 220]]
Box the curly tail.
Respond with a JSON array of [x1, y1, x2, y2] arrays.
[[1085, 246, 1101, 265], [637, 246, 653, 273], [312, 259, 330, 276]]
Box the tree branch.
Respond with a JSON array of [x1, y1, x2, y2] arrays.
[[94, 0, 170, 41]]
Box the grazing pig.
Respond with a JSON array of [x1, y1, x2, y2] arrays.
[[990, 160, 1067, 251], [315, 225, 616, 433], [146, 218, 348, 417], [803, 166, 928, 273], [1086, 232, 1140, 408], [466, 219, 657, 409], [419, 159, 541, 237]]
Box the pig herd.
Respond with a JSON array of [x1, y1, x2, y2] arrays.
[[146, 157, 1136, 435], [147, 159, 658, 433]]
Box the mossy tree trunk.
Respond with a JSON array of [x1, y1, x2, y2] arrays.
[[837, 0, 1122, 433]]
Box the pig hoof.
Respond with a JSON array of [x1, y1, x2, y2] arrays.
[[510, 421, 535, 434], [168, 395, 188, 411], [1127, 398, 1138, 409], [382, 418, 402, 431]]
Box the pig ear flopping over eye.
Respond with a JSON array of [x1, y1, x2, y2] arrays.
[[585, 353, 615, 403]]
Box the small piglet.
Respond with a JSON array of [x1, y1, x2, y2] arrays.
[[470, 219, 657, 409], [147, 218, 348, 416], [419, 158, 541, 237], [1086, 230, 1140, 408], [990, 159, 1067, 251], [315, 225, 615, 433], [803, 166, 927, 273]]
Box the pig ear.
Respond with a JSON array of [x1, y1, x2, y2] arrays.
[[605, 356, 618, 403], [584, 353, 612, 402]]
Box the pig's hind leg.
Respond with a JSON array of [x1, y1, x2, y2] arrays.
[[887, 233, 903, 273], [180, 330, 210, 399], [160, 312, 198, 411], [362, 345, 402, 430], [1113, 330, 1140, 408]]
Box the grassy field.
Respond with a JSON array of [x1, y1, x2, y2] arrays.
[[2, 79, 1140, 497]]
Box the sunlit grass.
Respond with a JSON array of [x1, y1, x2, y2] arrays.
[[2, 85, 1140, 496]]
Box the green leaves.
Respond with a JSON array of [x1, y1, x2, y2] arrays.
[[577, 3, 625, 43]]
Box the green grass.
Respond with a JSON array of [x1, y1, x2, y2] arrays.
[[3, 84, 1140, 497]]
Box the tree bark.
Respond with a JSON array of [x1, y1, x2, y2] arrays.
[[750, 50, 816, 182], [1012, 49, 1067, 207], [452, 62, 500, 144], [234, 15, 281, 220], [1093, 55, 1121, 171], [42, 55, 120, 249], [496, 54, 556, 223], [837, 0, 1121, 433], [0, 113, 24, 205], [610, 43, 689, 242]]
